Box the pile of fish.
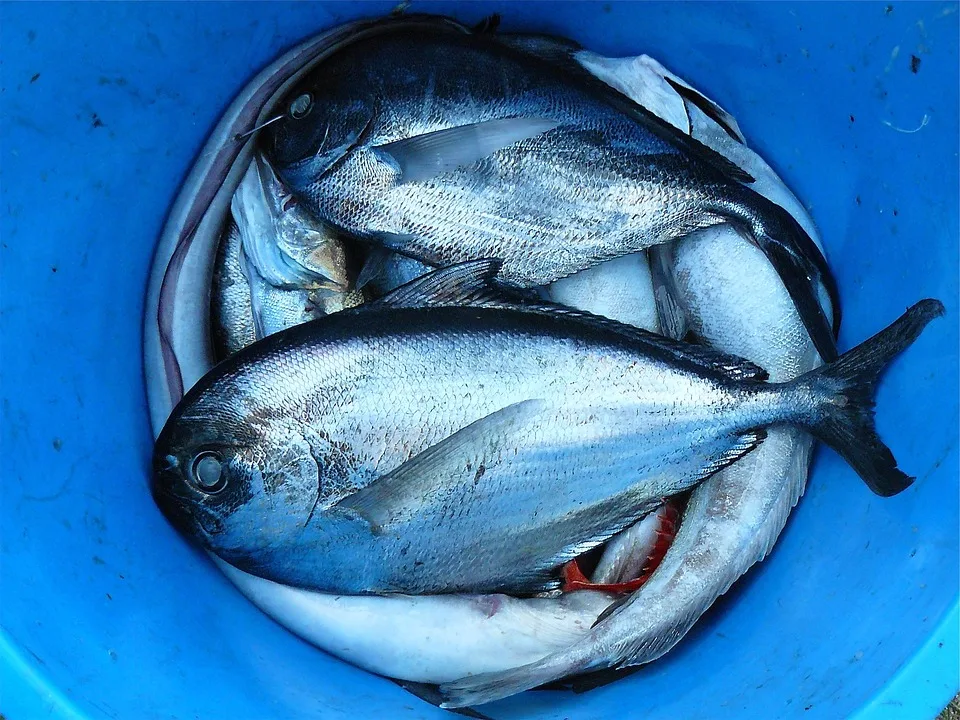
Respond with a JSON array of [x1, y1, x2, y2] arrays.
[[146, 14, 943, 709]]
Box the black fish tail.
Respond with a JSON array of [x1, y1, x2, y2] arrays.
[[796, 299, 944, 496]]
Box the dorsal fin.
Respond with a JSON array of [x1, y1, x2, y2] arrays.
[[371, 260, 769, 382]]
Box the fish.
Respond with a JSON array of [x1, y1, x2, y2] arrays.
[[153, 259, 939, 597], [546, 249, 667, 587], [365, 251, 435, 297], [263, 19, 840, 362], [210, 219, 256, 359], [211, 556, 616, 683], [231, 156, 363, 341], [208, 158, 363, 359]]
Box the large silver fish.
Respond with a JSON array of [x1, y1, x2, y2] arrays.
[[153, 260, 938, 596], [263, 18, 840, 362]]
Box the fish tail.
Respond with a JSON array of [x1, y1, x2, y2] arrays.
[[795, 299, 944, 496], [439, 647, 596, 709]]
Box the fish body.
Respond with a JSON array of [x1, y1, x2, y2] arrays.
[[154, 261, 936, 596], [367, 252, 434, 297], [547, 252, 660, 332], [264, 22, 838, 360]]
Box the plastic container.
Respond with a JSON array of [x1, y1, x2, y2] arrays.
[[1, 3, 957, 718]]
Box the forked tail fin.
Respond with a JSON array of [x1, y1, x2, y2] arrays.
[[797, 299, 944, 496]]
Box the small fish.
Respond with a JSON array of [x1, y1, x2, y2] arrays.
[[153, 259, 939, 597], [208, 156, 363, 356], [210, 220, 256, 359], [263, 18, 839, 362]]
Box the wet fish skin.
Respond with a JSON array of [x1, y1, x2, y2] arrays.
[[368, 252, 434, 297], [237, 155, 354, 293], [547, 252, 660, 332], [154, 260, 937, 596], [210, 220, 256, 360], [208, 157, 363, 355], [213, 557, 615, 684], [585, 227, 827, 671], [263, 22, 837, 361], [545, 250, 666, 582]]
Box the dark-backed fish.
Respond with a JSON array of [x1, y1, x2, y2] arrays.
[[154, 261, 939, 597], [263, 19, 840, 361]]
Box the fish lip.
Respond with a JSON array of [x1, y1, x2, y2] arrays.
[[152, 482, 199, 535], [150, 469, 217, 541]]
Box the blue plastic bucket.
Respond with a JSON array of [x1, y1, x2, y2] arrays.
[[2, 3, 957, 718]]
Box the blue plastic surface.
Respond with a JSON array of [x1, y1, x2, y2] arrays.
[[1, 2, 957, 718]]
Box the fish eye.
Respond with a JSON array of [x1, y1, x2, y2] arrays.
[[190, 451, 226, 493], [289, 93, 313, 120]]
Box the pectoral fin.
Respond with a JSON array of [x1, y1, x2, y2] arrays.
[[335, 399, 548, 533], [373, 117, 560, 184]]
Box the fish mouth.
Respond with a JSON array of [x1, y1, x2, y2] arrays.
[[152, 480, 202, 537]]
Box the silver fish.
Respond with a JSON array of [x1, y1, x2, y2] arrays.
[[210, 220, 256, 359], [264, 19, 839, 361], [153, 260, 938, 597], [208, 156, 363, 356], [213, 556, 614, 683]]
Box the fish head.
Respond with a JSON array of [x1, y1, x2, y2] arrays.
[[152, 379, 326, 567], [260, 74, 371, 187]]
